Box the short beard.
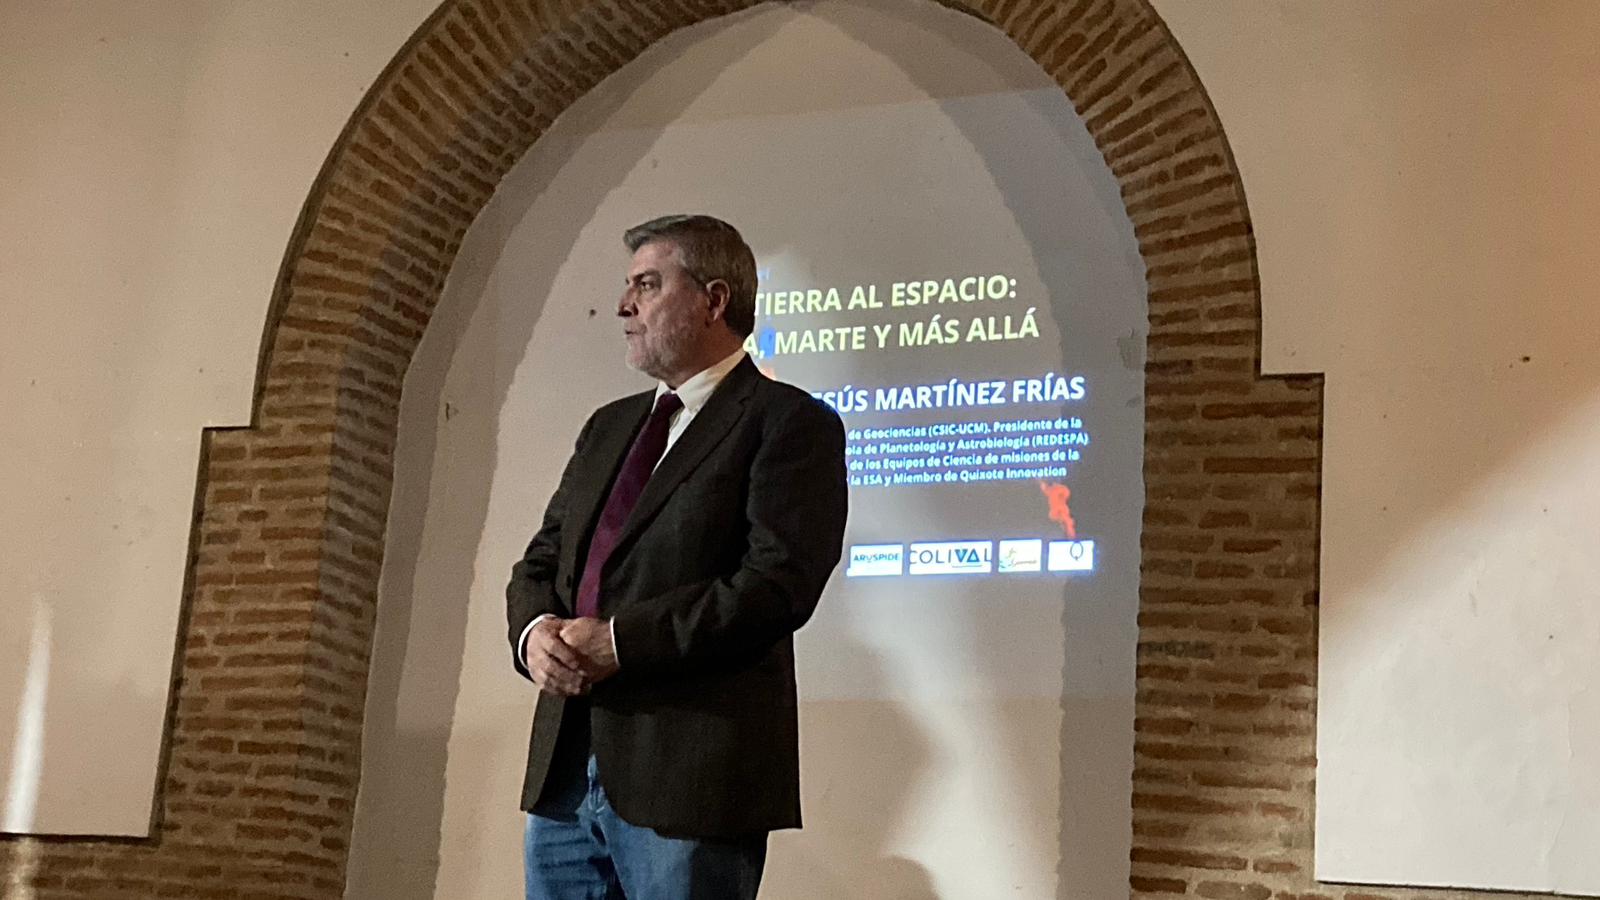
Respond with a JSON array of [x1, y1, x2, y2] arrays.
[[629, 316, 701, 382]]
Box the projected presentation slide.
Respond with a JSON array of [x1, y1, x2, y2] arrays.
[[745, 245, 1127, 583]]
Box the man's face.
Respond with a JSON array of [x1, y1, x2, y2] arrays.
[[618, 240, 709, 381]]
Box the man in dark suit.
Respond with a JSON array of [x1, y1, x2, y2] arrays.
[[506, 214, 848, 899]]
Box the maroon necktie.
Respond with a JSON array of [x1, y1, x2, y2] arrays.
[[575, 391, 684, 618]]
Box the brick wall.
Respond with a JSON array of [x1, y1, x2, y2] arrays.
[[0, 1, 1571, 898]]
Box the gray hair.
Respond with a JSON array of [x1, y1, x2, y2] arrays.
[[624, 214, 758, 337]]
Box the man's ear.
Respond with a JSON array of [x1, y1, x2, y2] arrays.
[[704, 279, 732, 324]]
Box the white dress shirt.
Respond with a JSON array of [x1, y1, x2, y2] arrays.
[[518, 348, 748, 671], [651, 347, 747, 466]]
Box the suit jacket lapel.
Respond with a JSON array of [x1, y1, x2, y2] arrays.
[[611, 358, 759, 555], [560, 391, 653, 593]]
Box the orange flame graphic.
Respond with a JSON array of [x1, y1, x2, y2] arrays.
[[1038, 480, 1077, 539]]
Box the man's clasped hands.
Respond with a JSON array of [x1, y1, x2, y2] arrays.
[[524, 615, 620, 696]]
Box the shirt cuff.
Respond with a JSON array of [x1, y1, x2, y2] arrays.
[[521, 615, 621, 670], [518, 615, 554, 671]]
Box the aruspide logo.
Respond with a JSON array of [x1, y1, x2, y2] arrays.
[[907, 541, 993, 575], [846, 544, 904, 577]]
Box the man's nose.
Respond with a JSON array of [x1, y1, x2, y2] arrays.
[[616, 292, 634, 317]]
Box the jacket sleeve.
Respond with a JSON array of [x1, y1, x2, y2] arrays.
[[609, 397, 848, 674], [505, 414, 594, 681]]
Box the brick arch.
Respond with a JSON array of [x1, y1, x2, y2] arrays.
[[1, 1, 1556, 898]]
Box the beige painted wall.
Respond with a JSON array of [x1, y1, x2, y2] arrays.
[[3, 0, 1597, 895], [0, 0, 439, 835], [1152, 0, 1600, 894]]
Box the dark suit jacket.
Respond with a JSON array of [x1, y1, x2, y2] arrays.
[[505, 356, 848, 837]]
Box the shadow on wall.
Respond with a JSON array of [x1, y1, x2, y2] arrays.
[[765, 635, 936, 900]]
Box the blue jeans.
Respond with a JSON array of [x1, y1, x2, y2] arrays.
[[523, 756, 766, 900]]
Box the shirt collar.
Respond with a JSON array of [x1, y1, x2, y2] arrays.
[[655, 348, 746, 414]]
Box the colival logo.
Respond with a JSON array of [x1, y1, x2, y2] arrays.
[[908, 541, 993, 575]]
